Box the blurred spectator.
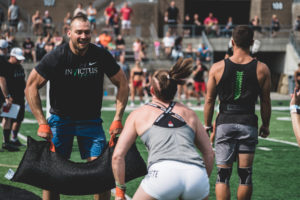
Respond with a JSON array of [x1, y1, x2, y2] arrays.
[[271, 14, 280, 37], [184, 43, 196, 59], [98, 31, 112, 49], [0, 7, 5, 31], [73, 2, 86, 17], [290, 88, 300, 146], [204, 12, 219, 36], [118, 53, 130, 80], [112, 13, 120, 36], [8, 0, 20, 34], [42, 10, 53, 36], [162, 31, 174, 57], [44, 41, 54, 53], [51, 31, 64, 48], [154, 40, 160, 58], [171, 36, 183, 61], [197, 43, 211, 62], [183, 14, 192, 37], [35, 36, 46, 61], [116, 34, 125, 51], [294, 63, 300, 90], [192, 58, 208, 106], [249, 15, 262, 33], [62, 12, 72, 35], [193, 13, 203, 36], [86, 2, 97, 31], [295, 16, 300, 31], [104, 1, 117, 27], [0, 39, 8, 61], [4, 30, 16, 51], [120, 2, 133, 36], [164, 1, 179, 35], [22, 37, 35, 62], [221, 16, 233, 37], [32, 10, 43, 35], [143, 68, 152, 103], [130, 61, 144, 106], [132, 38, 144, 61], [224, 37, 233, 59]]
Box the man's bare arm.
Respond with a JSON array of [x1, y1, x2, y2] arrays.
[[109, 69, 129, 122]]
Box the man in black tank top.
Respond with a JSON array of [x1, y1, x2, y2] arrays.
[[204, 25, 271, 200]]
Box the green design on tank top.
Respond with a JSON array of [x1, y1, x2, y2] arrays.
[[234, 71, 244, 100]]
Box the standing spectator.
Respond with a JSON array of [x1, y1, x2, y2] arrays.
[[118, 53, 130, 80], [132, 38, 144, 61], [183, 14, 192, 37], [154, 40, 160, 58], [197, 43, 211, 62], [164, 1, 179, 35], [7, 0, 20, 34], [62, 12, 72, 35], [22, 37, 35, 62], [86, 2, 97, 31], [204, 12, 219, 36], [192, 59, 208, 106], [294, 16, 300, 31], [25, 14, 129, 200], [32, 10, 43, 35], [111, 13, 120, 36], [0, 47, 26, 151], [249, 15, 262, 33], [221, 16, 233, 37], [104, 1, 117, 27], [130, 61, 144, 106], [171, 36, 183, 61], [162, 31, 174, 57], [204, 25, 271, 200], [193, 13, 203, 36], [184, 43, 196, 59], [120, 2, 133, 36], [42, 10, 53, 36], [73, 2, 86, 17], [0, 6, 5, 31], [271, 14, 280, 37], [35, 36, 46, 61]]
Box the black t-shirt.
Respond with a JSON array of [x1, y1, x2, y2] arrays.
[[23, 41, 34, 50], [116, 38, 125, 46], [193, 64, 208, 82], [0, 60, 25, 103], [167, 6, 178, 22], [35, 43, 120, 120]]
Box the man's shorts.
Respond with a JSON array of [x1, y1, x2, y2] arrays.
[[48, 114, 107, 160], [215, 123, 258, 165], [194, 81, 206, 93], [141, 160, 209, 200], [9, 19, 18, 27], [88, 16, 96, 24], [121, 20, 131, 29]]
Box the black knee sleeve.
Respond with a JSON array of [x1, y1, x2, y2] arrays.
[[216, 167, 232, 185], [238, 167, 252, 185]]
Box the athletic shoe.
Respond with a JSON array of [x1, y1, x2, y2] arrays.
[[130, 102, 135, 107], [10, 139, 25, 147], [2, 143, 19, 152]]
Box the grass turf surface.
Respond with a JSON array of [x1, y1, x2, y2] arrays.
[[0, 99, 299, 199]]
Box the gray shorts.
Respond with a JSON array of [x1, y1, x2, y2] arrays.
[[215, 123, 258, 165]]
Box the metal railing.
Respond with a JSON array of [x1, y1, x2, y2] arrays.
[[289, 30, 300, 57]]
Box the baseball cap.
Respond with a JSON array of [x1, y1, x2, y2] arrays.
[[10, 48, 25, 60], [0, 39, 8, 49]]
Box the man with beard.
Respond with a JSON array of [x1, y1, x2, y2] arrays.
[[25, 14, 129, 200]]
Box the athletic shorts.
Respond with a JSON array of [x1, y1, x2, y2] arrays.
[[133, 80, 142, 88], [215, 123, 258, 165], [48, 114, 107, 160], [194, 81, 206, 93], [88, 16, 96, 23], [122, 20, 131, 29], [9, 19, 18, 27], [141, 160, 209, 200]]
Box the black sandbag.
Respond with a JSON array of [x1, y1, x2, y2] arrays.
[[0, 183, 41, 200], [11, 137, 147, 195]]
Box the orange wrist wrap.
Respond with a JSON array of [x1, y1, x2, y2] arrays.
[[109, 120, 123, 147], [38, 124, 55, 152], [115, 186, 125, 199]]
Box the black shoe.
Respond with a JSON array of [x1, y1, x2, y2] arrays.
[[10, 139, 25, 147], [2, 143, 19, 152]]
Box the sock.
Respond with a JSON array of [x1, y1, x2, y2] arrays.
[[3, 129, 11, 144], [12, 130, 18, 140]]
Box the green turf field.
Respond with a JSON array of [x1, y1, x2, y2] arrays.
[[0, 99, 299, 200]]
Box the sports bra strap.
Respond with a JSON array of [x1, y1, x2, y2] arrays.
[[146, 102, 185, 123]]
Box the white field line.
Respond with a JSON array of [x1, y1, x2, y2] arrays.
[[259, 137, 299, 147], [257, 147, 272, 151], [0, 163, 18, 168]]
